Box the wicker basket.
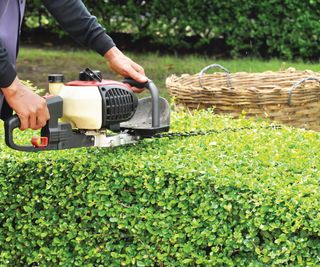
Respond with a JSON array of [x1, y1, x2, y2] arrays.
[[166, 64, 320, 131]]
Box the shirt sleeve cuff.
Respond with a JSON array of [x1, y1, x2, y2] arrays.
[[91, 33, 116, 56]]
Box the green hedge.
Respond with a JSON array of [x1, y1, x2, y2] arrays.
[[1, 110, 320, 266], [23, 0, 320, 59]]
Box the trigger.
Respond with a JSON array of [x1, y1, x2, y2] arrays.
[[31, 137, 48, 148]]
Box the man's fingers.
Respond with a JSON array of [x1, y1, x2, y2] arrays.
[[36, 108, 50, 129], [18, 101, 50, 131], [126, 64, 148, 83], [131, 61, 146, 75], [134, 72, 148, 83], [131, 87, 144, 93], [18, 114, 29, 131], [123, 65, 147, 93], [105, 47, 148, 93], [123, 68, 145, 92], [28, 109, 39, 130]]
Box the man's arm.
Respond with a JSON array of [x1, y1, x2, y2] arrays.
[[42, 0, 114, 56], [0, 44, 50, 130], [42, 0, 147, 88]]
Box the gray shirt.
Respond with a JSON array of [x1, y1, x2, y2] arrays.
[[0, 0, 25, 118], [0, 0, 26, 65]]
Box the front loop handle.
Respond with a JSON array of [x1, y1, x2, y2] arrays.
[[122, 77, 160, 127], [199, 64, 232, 88], [288, 77, 320, 106]]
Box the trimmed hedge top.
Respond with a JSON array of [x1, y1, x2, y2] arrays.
[[1, 110, 320, 266]]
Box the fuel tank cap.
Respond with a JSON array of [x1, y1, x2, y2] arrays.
[[48, 74, 64, 83]]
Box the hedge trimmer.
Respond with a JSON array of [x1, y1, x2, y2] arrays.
[[4, 68, 170, 152], [4, 68, 282, 152]]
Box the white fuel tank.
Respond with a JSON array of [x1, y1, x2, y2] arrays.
[[49, 81, 102, 130]]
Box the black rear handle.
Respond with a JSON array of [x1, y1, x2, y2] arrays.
[[4, 96, 64, 152], [4, 115, 36, 151], [4, 96, 94, 152]]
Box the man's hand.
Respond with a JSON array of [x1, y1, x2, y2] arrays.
[[104, 47, 148, 93], [1, 77, 50, 131]]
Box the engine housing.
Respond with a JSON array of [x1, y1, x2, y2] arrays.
[[49, 77, 138, 130]]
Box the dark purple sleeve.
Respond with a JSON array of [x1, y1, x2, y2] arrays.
[[42, 0, 115, 56], [0, 45, 16, 88]]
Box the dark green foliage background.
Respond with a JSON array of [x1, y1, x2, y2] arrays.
[[1, 110, 320, 266], [24, 0, 320, 59]]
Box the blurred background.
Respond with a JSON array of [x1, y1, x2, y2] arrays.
[[17, 0, 320, 96]]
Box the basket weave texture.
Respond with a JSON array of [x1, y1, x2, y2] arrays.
[[166, 67, 320, 131]]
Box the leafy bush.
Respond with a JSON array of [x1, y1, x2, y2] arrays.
[[23, 0, 320, 59], [1, 109, 320, 266]]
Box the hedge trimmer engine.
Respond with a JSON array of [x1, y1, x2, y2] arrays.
[[4, 68, 170, 152]]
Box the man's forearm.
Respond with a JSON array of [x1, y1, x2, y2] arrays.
[[42, 0, 115, 56]]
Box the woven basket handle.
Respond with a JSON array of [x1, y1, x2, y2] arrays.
[[288, 77, 320, 106], [199, 64, 232, 88]]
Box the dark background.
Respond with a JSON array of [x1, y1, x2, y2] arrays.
[[22, 0, 320, 61]]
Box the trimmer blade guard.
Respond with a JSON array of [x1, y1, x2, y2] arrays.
[[120, 96, 170, 137]]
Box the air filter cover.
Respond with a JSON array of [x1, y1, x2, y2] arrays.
[[99, 85, 138, 128]]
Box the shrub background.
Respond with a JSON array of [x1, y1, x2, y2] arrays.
[[1, 110, 320, 266], [23, 0, 320, 60]]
